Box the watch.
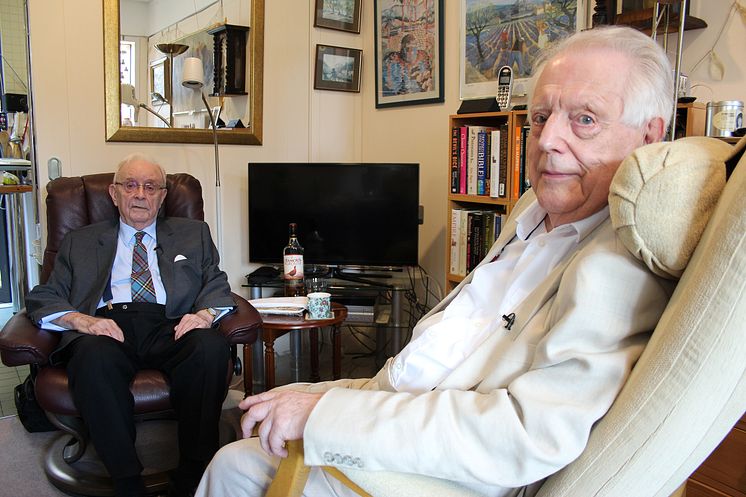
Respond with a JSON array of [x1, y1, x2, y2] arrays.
[[204, 307, 218, 319]]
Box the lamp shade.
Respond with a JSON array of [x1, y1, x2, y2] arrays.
[[181, 57, 205, 89]]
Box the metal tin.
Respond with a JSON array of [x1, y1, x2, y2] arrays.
[[705, 100, 744, 137]]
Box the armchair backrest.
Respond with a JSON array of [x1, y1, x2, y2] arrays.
[[41, 172, 204, 283]]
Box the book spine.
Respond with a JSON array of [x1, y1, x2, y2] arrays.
[[476, 131, 488, 196], [467, 127, 478, 195], [450, 127, 459, 194], [459, 209, 469, 276], [489, 129, 500, 198], [449, 208, 461, 275], [513, 124, 522, 200], [521, 124, 531, 193], [459, 126, 468, 194], [498, 123, 509, 198]]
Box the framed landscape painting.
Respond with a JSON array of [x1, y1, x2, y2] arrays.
[[374, 0, 444, 108], [314, 44, 362, 92], [314, 0, 362, 33], [459, 0, 585, 100]]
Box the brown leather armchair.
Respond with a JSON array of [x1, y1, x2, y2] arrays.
[[0, 172, 262, 496]]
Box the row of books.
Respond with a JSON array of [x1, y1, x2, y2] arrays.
[[450, 123, 532, 199], [449, 208, 507, 277]]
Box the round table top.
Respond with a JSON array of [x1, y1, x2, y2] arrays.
[[260, 302, 348, 330]]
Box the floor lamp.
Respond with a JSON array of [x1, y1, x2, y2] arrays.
[[155, 43, 188, 127], [181, 57, 223, 258]]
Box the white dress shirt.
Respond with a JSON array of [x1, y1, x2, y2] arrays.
[[390, 202, 610, 393]]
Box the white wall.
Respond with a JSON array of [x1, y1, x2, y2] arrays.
[[26, 0, 746, 299]]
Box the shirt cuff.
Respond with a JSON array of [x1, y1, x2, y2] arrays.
[[39, 310, 75, 332]]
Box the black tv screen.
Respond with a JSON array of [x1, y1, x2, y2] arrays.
[[248, 163, 420, 267]]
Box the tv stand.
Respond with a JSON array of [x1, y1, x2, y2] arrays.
[[331, 267, 395, 286], [244, 268, 415, 392]]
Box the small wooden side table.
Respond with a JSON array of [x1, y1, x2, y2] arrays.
[[257, 302, 348, 391]]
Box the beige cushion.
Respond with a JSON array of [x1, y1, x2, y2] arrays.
[[538, 136, 746, 497], [609, 136, 732, 279]]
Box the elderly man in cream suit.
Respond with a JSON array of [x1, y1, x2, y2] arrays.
[[197, 26, 676, 497]]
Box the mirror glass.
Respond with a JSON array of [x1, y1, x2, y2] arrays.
[[104, 0, 263, 145]]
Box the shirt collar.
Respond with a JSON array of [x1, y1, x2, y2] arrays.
[[119, 219, 158, 245], [515, 200, 609, 242]]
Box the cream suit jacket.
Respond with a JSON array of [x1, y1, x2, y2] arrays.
[[295, 191, 674, 497]]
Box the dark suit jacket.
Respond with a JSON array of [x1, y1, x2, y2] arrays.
[[26, 217, 235, 352]]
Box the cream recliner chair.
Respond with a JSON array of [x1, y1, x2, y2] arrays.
[[265, 135, 746, 497]]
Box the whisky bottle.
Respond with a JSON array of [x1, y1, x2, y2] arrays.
[[283, 223, 306, 296]]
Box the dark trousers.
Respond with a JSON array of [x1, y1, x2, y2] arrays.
[[61, 303, 231, 479]]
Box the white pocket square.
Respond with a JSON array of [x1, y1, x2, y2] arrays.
[[174, 254, 187, 262]]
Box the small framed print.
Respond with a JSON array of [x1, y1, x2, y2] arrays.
[[149, 57, 171, 104], [314, 0, 362, 34], [314, 44, 362, 93]]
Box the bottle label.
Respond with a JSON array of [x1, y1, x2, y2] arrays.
[[283, 255, 304, 280]]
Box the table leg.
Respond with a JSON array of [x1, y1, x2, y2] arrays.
[[264, 336, 276, 391], [333, 324, 341, 379], [241, 344, 253, 396], [309, 328, 320, 382], [290, 330, 302, 383]]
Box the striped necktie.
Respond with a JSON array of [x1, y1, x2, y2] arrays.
[[131, 231, 157, 303]]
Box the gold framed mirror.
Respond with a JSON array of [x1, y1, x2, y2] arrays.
[[104, 0, 264, 145]]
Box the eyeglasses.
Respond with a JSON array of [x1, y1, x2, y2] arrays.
[[114, 181, 166, 195]]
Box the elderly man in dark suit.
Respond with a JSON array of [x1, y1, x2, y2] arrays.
[[26, 154, 235, 497]]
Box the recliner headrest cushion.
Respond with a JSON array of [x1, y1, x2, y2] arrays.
[[609, 136, 732, 279]]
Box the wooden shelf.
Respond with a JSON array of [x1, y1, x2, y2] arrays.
[[0, 184, 32, 194], [614, 9, 707, 35]]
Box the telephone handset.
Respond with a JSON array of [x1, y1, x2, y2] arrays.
[[496, 65, 513, 110]]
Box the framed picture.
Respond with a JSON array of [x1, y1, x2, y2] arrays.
[[314, 44, 362, 93], [374, 0, 444, 109], [149, 57, 171, 104], [459, 0, 586, 100], [314, 0, 362, 33]]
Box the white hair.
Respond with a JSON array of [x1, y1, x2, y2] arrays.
[[114, 153, 167, 186], [529, 26, 674, 129]]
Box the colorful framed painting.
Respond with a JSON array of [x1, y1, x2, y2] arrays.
[[314, 0, 362, 33], [314, 44, 362, 92], [459, 0, 587, 100], [374, 0, 444, 109]]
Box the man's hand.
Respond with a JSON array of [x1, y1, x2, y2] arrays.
[[53, 312, 125, 342], [240, 390, 324, 458], [173, 310, 213, 340]]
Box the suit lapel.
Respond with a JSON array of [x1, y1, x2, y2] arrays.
[[156, 219, 176, 298], [91, 221, 118, 313]]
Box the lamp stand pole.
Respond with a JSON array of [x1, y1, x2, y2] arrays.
[[202, 92, 223, 258]]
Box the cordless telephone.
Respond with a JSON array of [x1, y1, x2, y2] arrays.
[[496, 65, 513, 110]]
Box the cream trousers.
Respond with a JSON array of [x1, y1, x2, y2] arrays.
[[195, 437, 359, 497]]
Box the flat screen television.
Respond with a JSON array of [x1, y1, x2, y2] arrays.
[[248, 162, 420, 268]]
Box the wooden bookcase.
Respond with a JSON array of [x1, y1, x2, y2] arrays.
[[444, 103, 706, 291]]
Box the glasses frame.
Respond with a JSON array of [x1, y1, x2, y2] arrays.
[[114, 181, 168, 195]]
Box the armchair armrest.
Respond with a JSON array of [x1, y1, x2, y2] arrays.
[[255, 427, 372, 497], [217, 292, 262, 345], [0, 311, 60, 367]]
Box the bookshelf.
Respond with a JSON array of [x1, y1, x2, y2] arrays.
[[445, 103, 706, 291]]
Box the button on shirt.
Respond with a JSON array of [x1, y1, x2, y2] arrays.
[[389, 202, 610, 393]]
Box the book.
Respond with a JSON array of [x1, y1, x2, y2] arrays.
[[467, 211, 483, 273], [513, 123, 522, 200], [450, 127, 460, 193], [489, 129, 501, 198], [476, 130, 489, 195], [459, 126, 468, 194], [498, 123, 509, 198], [519, 124, 531, 195], [449, 208, 461, 275], [458, 209, 470, 275]]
